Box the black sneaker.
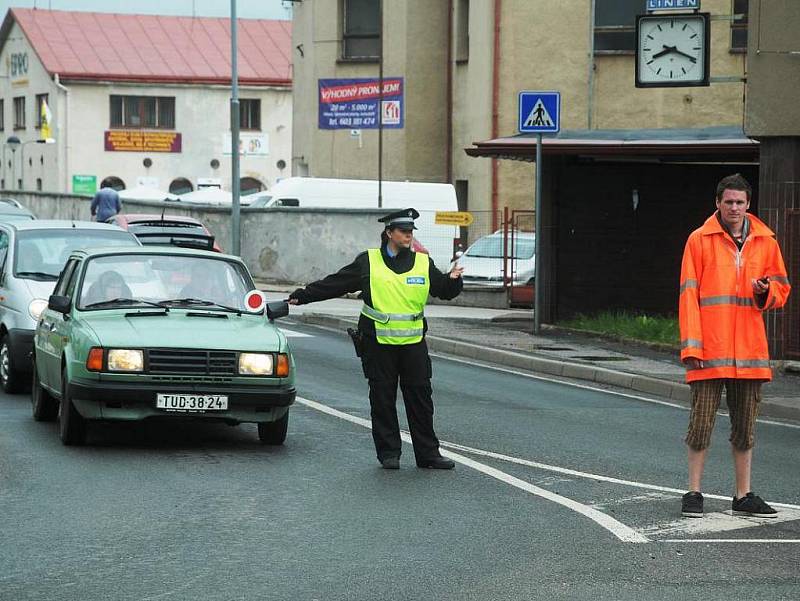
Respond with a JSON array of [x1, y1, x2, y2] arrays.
[[732, 492, 778, 518], [681, 491, 704, 518], [380, 457, 400, 470]]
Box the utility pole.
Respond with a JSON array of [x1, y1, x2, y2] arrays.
[[377, 0, 383, 208], [230, 0, 242, 256]]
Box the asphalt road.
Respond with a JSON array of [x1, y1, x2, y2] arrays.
[[1, 321, 799, 601]]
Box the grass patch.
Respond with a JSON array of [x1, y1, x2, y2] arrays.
[[558, 311, 680, 346]]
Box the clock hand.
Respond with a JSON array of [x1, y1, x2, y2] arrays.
[[652, 44, 677, 59], [671, 47, 698, 63]]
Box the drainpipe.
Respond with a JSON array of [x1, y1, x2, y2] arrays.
[[446, 0, 453, 183], [491, 0, 501, 230], [54, 73, 70, 192], [587, 0, 596, 129]]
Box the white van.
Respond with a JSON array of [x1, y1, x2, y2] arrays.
[[248, 177, 460, 268]]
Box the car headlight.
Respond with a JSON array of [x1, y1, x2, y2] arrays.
[[239, 353, 273, 375], [107, 349, 144, 372], [29, 298, 48, 321]]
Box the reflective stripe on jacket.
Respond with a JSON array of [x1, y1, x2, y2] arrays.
[[679, 212, 791, 382], [363, 248, 430, 345]]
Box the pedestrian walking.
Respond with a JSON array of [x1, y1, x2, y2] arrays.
[[288, 208, 464, 470], [678, 173, 791, 518], [90, 187, 122, 222]]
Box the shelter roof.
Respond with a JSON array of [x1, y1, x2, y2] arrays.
[[465, 126, 759, 162], [0, 8, 291, 86]]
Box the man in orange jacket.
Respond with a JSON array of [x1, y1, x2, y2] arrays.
[[678, 173, 791, 519]]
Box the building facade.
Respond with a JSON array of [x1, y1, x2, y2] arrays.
[[292, 0, 748, 212], [0, 8, 292, 196]]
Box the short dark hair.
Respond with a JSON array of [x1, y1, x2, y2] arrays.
[[716, 173, 752, 202]]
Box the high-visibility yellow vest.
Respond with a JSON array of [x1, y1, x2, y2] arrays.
[[362, 248, 429, 345]]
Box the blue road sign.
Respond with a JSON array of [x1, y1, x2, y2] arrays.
[[518, 91, 560, 134]]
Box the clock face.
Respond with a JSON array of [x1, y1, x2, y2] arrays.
[[636, 13, 710, 87]]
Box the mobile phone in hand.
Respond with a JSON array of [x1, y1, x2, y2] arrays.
[[758, 276, 770, 286]]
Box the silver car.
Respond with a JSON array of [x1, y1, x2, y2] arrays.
[[453, 231, 535, 287], [0, 220, 140, 392]]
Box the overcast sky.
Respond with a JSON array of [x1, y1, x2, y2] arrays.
[[0, 0, 291, 20]]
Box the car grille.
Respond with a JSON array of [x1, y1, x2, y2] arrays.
[[147, 349, 237, 375]]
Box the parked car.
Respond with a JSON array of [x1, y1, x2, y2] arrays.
[[32, 246, 296, 446], [106, 214, 222, 252], [452, 231, 535, 287], [0, 220, 140, 392], [0, 198, 35, 221]]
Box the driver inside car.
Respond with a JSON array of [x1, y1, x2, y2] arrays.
[[83, 270, 131, 306]]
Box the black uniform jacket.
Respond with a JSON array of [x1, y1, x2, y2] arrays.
[[289, 242, 463, 339]]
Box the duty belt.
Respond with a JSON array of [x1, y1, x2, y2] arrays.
[[361, 304, 424, 325]]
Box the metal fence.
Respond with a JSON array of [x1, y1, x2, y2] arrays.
[[786, 209, 800, 359]]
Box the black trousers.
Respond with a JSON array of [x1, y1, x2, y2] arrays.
[[360, 337, 441, 462]]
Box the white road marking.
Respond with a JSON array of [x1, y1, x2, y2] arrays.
[[660, 539, 800, 543], [591, 492, 677, 509], [440, 439, 800, 510], [279, 328, 313, 338], [296, 396, 649, 543], [433, 353, 800, 430], [641, 509, 800, 537]]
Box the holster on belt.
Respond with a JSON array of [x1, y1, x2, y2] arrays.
[[347, 327, 364, 358]]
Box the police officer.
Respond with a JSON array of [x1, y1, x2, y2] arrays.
[[288, 208, 464, 470]]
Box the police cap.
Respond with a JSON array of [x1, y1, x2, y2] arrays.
[[378, 208, 419, 230]]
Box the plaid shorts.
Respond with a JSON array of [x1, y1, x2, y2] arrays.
[[685, 379, 763, 451]]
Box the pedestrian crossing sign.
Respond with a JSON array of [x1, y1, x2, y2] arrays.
[[518, 91, 560, 133]]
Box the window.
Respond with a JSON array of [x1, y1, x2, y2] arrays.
[[35, 94, 48, 129], [0, 99, 4, 131], [731, 0, 748, 53], [594, 0, 643, 54], [169, 178, 193, 195], [240, 177, 265, 195], [100, 176, 126, 191], [13, 96, 25, 129], [109, 95, 175, 129], [342, 0, 380, 60], [456, 0, 470, 62], [240, 99, 261, 130]]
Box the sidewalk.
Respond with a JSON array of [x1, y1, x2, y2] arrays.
[[256, 281, 800, 422]]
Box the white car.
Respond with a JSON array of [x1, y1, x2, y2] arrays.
[[453, 232, 535, 287]]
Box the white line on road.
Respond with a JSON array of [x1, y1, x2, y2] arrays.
[[439, 439, 800, 511], [641, 509, 800, 537], [433, 353, 800, 430], [296, 396, 649, 544], [660, 539, 800, 543]]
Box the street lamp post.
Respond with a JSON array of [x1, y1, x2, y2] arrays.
[[230, 0, 242, 256], [6, 136, 20, 189]]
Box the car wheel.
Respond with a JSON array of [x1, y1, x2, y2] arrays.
[[0, 334, 23, 394], [257, 410, 288, 445], [31, 361, 58, 422], [59, 372, 87, 446]]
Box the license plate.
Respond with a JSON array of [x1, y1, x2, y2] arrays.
[[156, 393, 228, 412]]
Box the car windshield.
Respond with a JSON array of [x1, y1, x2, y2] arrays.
[[14, 229, 137, 280], [77, 254, 252, 311], [466, 236, 535, 260]]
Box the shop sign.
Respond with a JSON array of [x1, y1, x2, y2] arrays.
[[72, 174, 97, 195], [105, 131, 182, 153], [318, 77, 404, 129]]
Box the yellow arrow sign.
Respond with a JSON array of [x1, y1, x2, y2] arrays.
[[435, 211, 474, 226]]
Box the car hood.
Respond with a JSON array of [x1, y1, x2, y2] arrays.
[[24, 279, 57, 300], [82, 311, 285, 352]]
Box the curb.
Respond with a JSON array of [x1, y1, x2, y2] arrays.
[[290, 313, 799, 422]]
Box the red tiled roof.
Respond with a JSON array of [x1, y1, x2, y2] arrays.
[[3, 8, 291, 86]]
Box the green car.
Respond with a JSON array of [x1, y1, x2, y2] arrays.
[[31, 247, 295, 446]]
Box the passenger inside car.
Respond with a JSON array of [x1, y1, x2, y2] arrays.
[[83, 270, 131, 305]]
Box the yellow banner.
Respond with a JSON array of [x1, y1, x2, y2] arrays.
[[435, 211, 473, 226]]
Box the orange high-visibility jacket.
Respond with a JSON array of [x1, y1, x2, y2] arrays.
[[679, 212, 791, 382]]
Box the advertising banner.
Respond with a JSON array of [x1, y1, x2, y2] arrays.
[[318, 77, 404, 129], [105, 131, 182, 153], [223, 133, 269, 156]]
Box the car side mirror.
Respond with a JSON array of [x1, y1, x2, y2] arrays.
[[266, 300, 289, 321], [48, 295, 71, 315]]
